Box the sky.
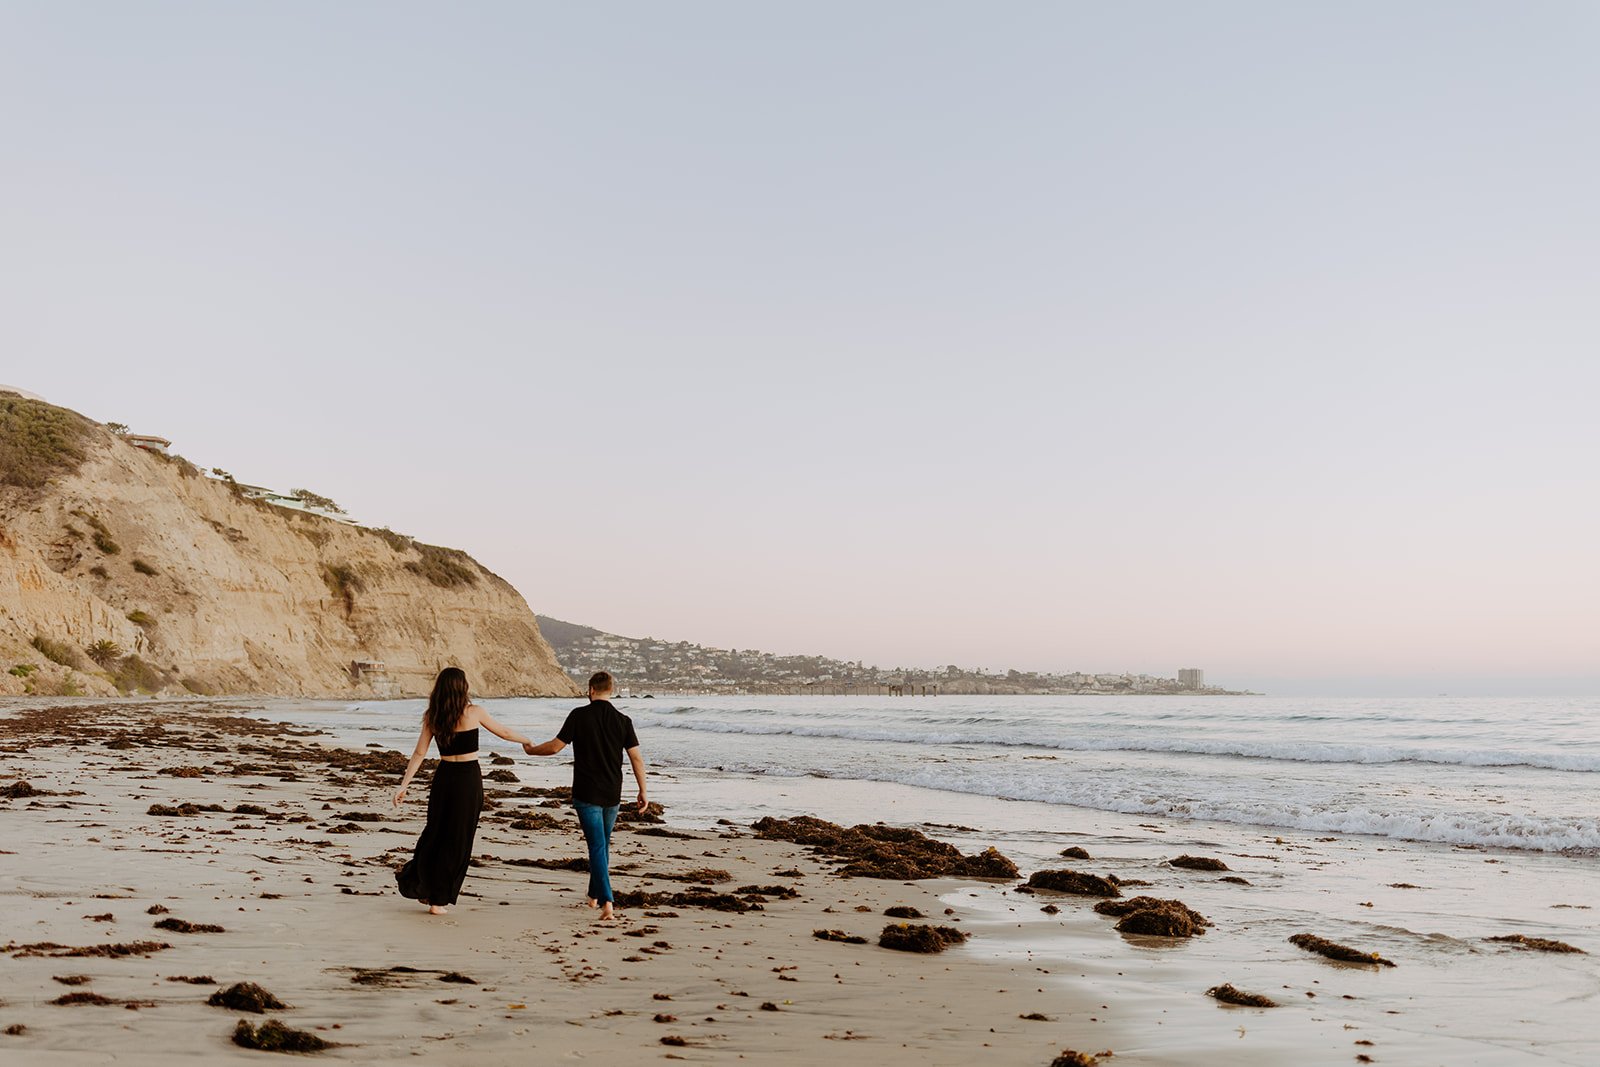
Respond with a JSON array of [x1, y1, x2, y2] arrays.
[[2, 2, 1596, 695]]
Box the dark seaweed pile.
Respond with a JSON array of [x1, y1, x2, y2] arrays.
[[1027, 869, 1121, 897], [1288, 933, 1395, 966], [1207, 983, 1276, 1007], [878, 923, 968, 953], [752, 816, 1018, 880], [1094, 897, 1212, 938]]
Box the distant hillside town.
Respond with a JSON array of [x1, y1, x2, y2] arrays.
[[536, 617, 1251, 696]]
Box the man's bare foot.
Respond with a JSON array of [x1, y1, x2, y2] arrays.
[[428, 904, 447, 915]]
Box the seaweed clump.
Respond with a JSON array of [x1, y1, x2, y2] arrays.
[[751, 816, 1018, 880], [1169, 855, 1230, 872], [6, 940, 170, 959], [813, 929, 869, 944], [735, 884, 800, 900], [52, 991, 115, 1006], [1207, 983, 1277, 1007], [154, 918, 225, 934], [503, 856, 588, 872], [884, 905, 924, 919], [1486, 934, 1585, 954], [1094, 897, 1212, 937], [1288, 933, 1395, 967], [612, 888, 757, 913], [1050, 1052, 1101, 1067], [1060, 846, 1092, 860], [208, 982, 287, 1013], [1027, 869, 1122, 898], [147, 802, 224, 817], [878, 923, 968, 954], [232, 1019, 330, 1052]]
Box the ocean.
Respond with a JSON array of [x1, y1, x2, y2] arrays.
[[286, 693, 1600, 854]]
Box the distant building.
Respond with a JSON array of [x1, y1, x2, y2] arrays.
[[125, 434, 172, 454], [1178, 668, 1204, 689], [229, 482, 276, 498]]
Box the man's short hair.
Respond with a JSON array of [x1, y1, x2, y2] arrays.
[[588, 671, 615, 694]]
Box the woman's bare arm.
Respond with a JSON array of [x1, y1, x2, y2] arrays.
[[393, 721, 434, 807], [471, 705, 532, 747]]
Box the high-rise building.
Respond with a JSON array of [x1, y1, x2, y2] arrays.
[[1178, 668, 1204, 689]]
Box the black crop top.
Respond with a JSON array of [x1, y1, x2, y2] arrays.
[[437, 727, 479, 757]]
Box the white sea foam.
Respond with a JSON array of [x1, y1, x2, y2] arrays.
[[686, 756, 1600, 853], [638, 715, 1600, 773]]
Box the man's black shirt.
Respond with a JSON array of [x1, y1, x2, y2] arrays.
[[557, 699, 640, 807]]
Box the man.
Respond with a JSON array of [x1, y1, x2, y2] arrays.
[[523, 671, 647, 921]]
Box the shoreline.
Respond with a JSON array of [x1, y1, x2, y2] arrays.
[[1, 699, 1593, 1065]]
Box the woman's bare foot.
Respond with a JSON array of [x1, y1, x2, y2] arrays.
[[597, 902, 616, 922], [428, 904, 447, 915], [585, 898, 599, 910]]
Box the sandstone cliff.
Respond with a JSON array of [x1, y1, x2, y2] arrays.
[[0, 393, 579, 699]]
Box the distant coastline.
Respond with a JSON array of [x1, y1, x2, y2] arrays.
[[536, 616, 1256, 697]]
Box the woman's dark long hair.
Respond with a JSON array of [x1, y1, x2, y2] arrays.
[[425, 667, 470, 743]]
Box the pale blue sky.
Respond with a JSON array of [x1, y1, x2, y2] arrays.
[[3, 3, 1596, 694]]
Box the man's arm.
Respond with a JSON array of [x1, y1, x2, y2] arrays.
[[523, 737, 566, 757], [627, 745, 647, 813]]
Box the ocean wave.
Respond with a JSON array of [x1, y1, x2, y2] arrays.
[[677, 758, 1600, 853], [637, 716, 1600, 773]]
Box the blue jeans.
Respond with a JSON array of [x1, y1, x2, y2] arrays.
[[574, 801, 619, 904]]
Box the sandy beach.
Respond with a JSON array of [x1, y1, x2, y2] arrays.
[[1, 698, 1593, 1065]]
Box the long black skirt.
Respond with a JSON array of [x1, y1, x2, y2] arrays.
[[396, 761, 483, 906]]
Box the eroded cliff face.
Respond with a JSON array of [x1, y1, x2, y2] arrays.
[[0, 406, 578, 699]]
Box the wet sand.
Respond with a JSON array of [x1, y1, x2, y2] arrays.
[[1, 699, 1593, 1065]]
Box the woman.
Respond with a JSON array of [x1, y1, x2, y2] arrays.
[[392, 667, 534, 914]]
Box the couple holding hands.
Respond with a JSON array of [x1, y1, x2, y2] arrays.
[[393, 668, 646, 921]]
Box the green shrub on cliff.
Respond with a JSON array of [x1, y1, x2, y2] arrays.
[[0, 393, 93, 489], [111, 655, 166, 694], [406, 543, 480, 588], [31, 634, 82, 668], [86, 639, 123, 666]]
